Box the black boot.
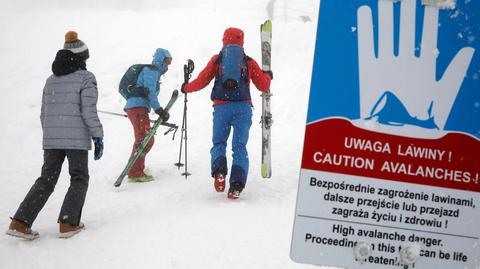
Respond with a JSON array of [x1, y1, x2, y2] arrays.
[[227, 182, 244, 200]]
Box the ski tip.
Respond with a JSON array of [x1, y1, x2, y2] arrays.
[[262, 20, 272, 33]]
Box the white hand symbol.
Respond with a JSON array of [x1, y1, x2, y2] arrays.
[[357, 0, 474, 129]]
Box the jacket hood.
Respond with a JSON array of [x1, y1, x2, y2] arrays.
[[222, 27, 244, 47], [152, 48, 172, 74], [52, 49, 86, 76]]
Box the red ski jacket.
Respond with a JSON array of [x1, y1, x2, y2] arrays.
[[183, 54, 271, 106]]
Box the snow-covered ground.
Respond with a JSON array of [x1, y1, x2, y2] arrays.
[[0, 0, 325, 268]]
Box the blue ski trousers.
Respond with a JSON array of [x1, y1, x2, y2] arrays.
[[211, 102, 252, 187]]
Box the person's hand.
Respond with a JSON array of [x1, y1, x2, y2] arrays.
[[155, 107, 170, 122], [263, 70, 273, 80], [357, 0, 474, 129], [181, 82, 188, 94], [92, 137, 104, 160]]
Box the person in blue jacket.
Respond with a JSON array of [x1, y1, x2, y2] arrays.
[[124, 48, 171, 183]]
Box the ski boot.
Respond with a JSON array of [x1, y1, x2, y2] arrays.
[[128, 174, 155, 183], [214, 173, 226, 192], [227, 182, 244, 200]]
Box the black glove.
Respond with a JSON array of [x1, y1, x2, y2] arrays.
[[263, 70, 273, 80], [155, 107, 170, 122], [92, 137, 104, 160], [181, 82, 187, 94]]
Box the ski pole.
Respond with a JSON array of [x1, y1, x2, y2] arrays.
[[174, 105, 186, 169], [174, 60, 194, 179], [181, 91, 191, 178], [98, 110, 178, 132]]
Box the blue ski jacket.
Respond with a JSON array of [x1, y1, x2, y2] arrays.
[[124, 48, 171, 112]]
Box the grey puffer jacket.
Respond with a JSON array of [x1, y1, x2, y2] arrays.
[[41, 70, 104, 150]]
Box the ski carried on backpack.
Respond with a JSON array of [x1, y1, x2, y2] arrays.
[[114, 90, 179, 187], [260, 20, 273, 178]]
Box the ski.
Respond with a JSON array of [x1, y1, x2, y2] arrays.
[[260, 20, 273, 178], [114, 90, 179, 187]]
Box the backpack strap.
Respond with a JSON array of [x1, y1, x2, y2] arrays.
[[215, 51, 223, 64], [147, 64, 159, 70], [140, 64, 158, 72]]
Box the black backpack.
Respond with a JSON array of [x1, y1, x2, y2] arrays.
[[119, 64, 156, 99]]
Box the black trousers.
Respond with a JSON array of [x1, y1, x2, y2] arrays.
[[13, 149, 89, 227]]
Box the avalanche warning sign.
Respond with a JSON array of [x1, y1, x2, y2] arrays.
[[290, 1, 480, 269]]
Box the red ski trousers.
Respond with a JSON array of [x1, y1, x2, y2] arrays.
[[126, 107, 154, 178]]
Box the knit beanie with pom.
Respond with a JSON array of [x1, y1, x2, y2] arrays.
[[63, 31, 89, 61]]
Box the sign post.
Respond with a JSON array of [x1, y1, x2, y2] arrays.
[[291, 0, 480, 268]]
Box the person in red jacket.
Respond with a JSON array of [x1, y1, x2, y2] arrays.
[[182, 27, 272, 199]]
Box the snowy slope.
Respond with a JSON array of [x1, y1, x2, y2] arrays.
[[0, 1, 325, 268]]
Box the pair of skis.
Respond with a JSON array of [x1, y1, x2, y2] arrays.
[[260, 20, 273, 179]]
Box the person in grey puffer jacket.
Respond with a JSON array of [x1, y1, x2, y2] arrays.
[[6, 31, 104, 240]]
